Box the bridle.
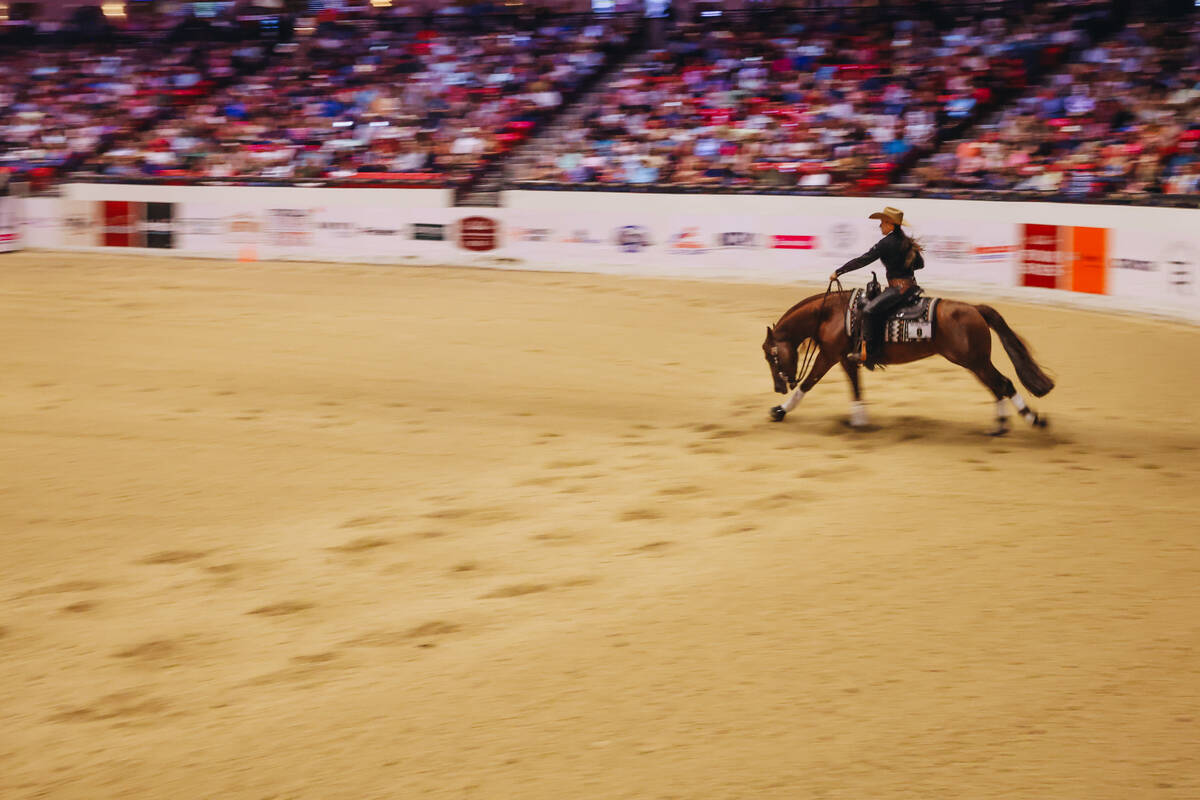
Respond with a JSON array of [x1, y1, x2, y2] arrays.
[[766, 342, 795, 390], [769, 277, 842, 391]]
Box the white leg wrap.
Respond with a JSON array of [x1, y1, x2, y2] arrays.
[[782, 387, 806, 412], [996, 399, 1009, 420], [1009, 393, 1035, 420], [850, 401, 869, 427]]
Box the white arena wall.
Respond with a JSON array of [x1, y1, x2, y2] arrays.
[[7, 184, 1199, 324]]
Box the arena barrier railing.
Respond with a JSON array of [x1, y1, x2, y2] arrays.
[[10, 183, 1199, 325]]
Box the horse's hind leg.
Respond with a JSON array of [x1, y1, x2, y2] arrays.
[[974, 362, 1017, 436], [968, 360, 1046, 435], [943, 307, 1045, 434]]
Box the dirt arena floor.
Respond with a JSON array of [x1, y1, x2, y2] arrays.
[[2, 251, 1198, 799]]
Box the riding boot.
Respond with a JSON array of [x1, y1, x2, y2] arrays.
[[862, 314, 883, 370]]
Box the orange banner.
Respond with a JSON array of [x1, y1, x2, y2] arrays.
[[1069, 226, 1107, 294]]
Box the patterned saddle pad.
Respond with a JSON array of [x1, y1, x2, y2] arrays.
[[846, 288, 940, 344]]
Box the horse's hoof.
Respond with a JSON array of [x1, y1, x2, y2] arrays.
[[988, 425, 1010, 437], [1033, 414, 1048, 429], [769, 406, 786, 422]]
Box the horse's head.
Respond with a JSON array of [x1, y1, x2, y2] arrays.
[[762, 325, 798, 394]]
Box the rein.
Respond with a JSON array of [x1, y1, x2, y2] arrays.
[[791, 277, 841, 389]]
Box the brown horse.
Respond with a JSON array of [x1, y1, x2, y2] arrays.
[[762, 286, 1054, 435]]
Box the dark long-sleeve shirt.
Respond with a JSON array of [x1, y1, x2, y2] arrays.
[[834, 228, 924, 282]]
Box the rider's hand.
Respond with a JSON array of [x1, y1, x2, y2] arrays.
[[829, 272, 838, 281]]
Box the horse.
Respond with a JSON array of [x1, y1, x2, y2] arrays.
[[762, 282, 1055, 435]]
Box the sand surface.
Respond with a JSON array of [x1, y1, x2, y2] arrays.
[[2, 251, 1199, 799]]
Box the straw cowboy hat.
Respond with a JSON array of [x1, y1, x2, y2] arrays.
[[868, 206, 905, 226]]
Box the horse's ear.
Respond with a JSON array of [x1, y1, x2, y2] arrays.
[[766, 325, 774, 336]]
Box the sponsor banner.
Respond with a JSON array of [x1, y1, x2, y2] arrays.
[[0, 196, 21, 253], [24, 184, 1200, 321], [505, 207, 1022, 284], [1108, 228, 1198, 310], [103, 200, 138, 247], [509, 226, 553, 244], [717, 231, 760, 249], [1021, 223, 1062, 289], [266, 208, 312, 248], [459, 216, 500, 251], [1019, 224, 1109, 294], [667, 227, 709, 254], [171, 204, 469, 261], [914, 220, 1016, 288], [771, 234, 817, 250], [560, 227, 603, 245], [412, 223, 446, 241], [144, 202, 175, 249], [96, 201, 176, 248], [1068, 226, 1107, 295], [61, 200, 100, 247], [615, 224, 652, 254]]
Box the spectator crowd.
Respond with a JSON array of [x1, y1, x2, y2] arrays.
[[907, 15, 1200, 197], [1, 0, 1196, 199], [510, 2, 1100, 192]]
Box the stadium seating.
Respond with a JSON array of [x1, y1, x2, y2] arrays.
[[1, 1, 1195, 200]]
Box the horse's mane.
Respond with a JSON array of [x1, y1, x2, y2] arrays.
[[775, 289, 852, 329]]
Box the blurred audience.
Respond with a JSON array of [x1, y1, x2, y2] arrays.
[[511, 5, 1089, 192], [0, 0, 1195, 200], [1, 43, 266, 180], [71, 16, 631, 184], [906, 17, 1199, 196]]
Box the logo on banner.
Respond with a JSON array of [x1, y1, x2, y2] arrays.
[[318, 220, 356, 238], [717, 231, 759, 249], [267, 208, 312, 247], [60, 201, 98, 246], [1162, 242, 1197, 295], [101, 201, 175, 248], [459, 216, 499, 251], [180, 217, 224, 236], [924, 235, 972, 262], [511, 227, 553, 243], [360, 226, 402, 237], [975, 245, 1015, 262], [65, 212, 92, 234], [668, 227, 709, 254], [412, 223, 445, 241], [772, 234, 817, 250], [828, 222, 856, 253], [229, 214, 262, 244], [562, 229, 602, 244], [1021, 224, 1061, 288], [1113, 258, 1154, 271], [615, 225, 651, 253]]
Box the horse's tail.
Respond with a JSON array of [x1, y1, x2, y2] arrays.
[[976, 305, 1055, 397]]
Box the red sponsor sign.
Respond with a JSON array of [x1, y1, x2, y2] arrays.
[[772, 234, 817, 250], [103, 201, 137, 247], [1021, 223, 1061, 289], [459, 216, 499, 251]]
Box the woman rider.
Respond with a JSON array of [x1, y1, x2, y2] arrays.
[[829, 206, 924, 370]]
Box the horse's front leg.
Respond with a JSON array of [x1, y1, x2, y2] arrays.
[[770, 351, 838, 422]]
